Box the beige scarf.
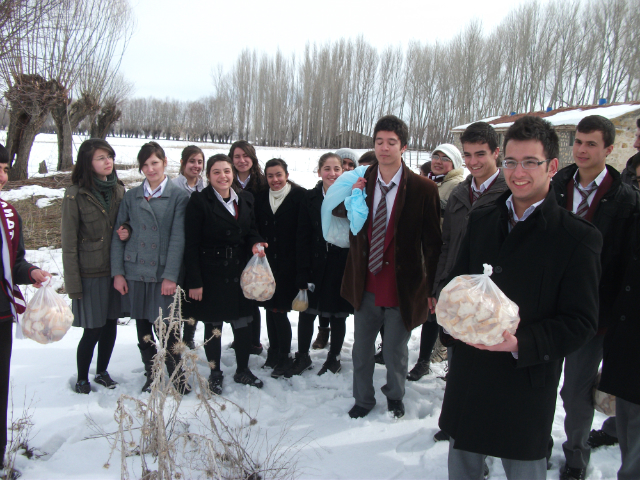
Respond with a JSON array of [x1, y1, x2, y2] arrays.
[[269, 182, 291, 213]]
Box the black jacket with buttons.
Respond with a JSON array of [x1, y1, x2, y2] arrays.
[[182, 187, 262, 322], [599, 212, 640, 405], [551, 163, 640, 329], [439, 189, 602, 461], [296, 181, 353, 315], [255, 183, 306, 311]]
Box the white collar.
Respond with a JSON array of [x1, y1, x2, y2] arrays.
[[212, 186, 238, 205], [237, 174, 251, 189], [143, 176, 168, 198], [377, 164, 403, 188], [505, 195, 545, 223], [573, 166, 607, 189], [472, 168, 500, 193]]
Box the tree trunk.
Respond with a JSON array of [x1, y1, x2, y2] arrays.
[[52, 93, 99, 171], [90, 100, 122, 139]]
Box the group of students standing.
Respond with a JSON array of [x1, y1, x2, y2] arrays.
[[24, 110, 640, 480], [60, 138, 376, 397]]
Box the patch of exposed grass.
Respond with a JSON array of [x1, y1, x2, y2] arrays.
[[12, 197, 63, 250]]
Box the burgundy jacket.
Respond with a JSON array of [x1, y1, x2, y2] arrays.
[[340, 161, 442, 331]]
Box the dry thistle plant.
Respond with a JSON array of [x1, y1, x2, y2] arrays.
[[94, 287, 298, 480], [3, 389, 46, 478]]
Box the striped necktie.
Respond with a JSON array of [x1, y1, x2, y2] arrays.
[[368, 181, 396, 275], [471, 187, 481, 204], [507, 206, 517, 230], [575, 182, 597, 218]]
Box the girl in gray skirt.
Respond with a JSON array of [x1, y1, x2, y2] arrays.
[[62, 139, 126, 394], [111, 142, 191, 394]]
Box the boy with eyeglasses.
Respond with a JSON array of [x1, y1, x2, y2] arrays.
[[439, 115, 602, 480], [550, 115, 640, 480]]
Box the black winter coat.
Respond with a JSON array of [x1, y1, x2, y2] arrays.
[[296, 182, 353, 315], [551, 164, 640, 329], [599, 212, 640, 405], [439, 189, 602, 461], [620, 152, 639, 187], [182, 187, 262, 322], [255, 184, 306, 311]]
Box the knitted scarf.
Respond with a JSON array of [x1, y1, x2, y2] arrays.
[[91, 173, 118, 212], [269, 182, 291, 213]]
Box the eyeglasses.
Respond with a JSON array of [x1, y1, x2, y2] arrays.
[[502, 159, 548, 170], [431, 154, 452, 162]]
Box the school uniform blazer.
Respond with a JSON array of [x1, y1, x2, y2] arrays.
[[340, 161, 442, 331], [111, 180, 189, 284], [182, 187, 262, 322], [255, 184, 307, 311], [438, 189, 602, 461]]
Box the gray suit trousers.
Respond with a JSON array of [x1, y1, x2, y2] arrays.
[[352, 291, 411, 410]]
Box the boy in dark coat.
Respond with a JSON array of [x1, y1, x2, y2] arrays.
[[0, 144, 51, 469], [341, 115, 442, 419], [439, 116, 602, 480], [550, 115, 640, 480], [599, 212, 640, 480]]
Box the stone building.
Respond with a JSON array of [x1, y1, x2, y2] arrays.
[[451, 103, 640, 172]]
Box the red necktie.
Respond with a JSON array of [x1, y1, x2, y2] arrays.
[[369, 181, 395, 275]]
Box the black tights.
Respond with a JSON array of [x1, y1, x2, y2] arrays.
[[76, 319, 118, 381], [418, 321, 441, 360], [136, 318, 180, 355], [298, 312, 346, 357], [265, 310, 291, 357], [203, 323, 251, 373]]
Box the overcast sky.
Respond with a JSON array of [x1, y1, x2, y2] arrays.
[[119, 0, 548, 101]]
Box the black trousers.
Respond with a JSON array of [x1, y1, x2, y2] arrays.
[[418, 320, 441, 360], [0, 321, 12, 460], [203, 323, 251, 373], [265, 310, 291, 358], [136, 319, 180, 355], [298, 312, 346, 357]]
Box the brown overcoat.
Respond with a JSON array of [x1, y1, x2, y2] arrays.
[[340, 161, 442, 332]]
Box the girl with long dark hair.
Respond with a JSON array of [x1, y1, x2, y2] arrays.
[[62, 139, 126, 394]]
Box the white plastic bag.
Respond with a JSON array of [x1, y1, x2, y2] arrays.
[[21, 278, 74, 344], [593, 371, 616, 416], [436, 264, 520, 346], [325, 216, 351, 248], [240, 246, 276, 301], [291, 290, 308, 311]]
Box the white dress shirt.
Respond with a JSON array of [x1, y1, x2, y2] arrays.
[[471, 168, 500, 194], [212, 187, 239, 217], [143, 175, 168, 199], [505, 195, 545, 233], [237, 174, 251, 189], [572, 167, 607, 213], [372, 165, 403, 229]]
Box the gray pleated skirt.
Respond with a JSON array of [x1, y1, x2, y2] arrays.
[[72, 276, 125, 329], [122, 280, 174, 323]]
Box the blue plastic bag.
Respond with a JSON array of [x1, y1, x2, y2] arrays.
[[321, 165, 369, 246], [344, 188, 369, 235]]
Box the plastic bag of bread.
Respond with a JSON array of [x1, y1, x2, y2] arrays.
[[291, 290, 308, 311], [593, 370, 616, 416], [436, 264, 520, 346], [21, 278, 74, 344], [240, 246, 276, 301]]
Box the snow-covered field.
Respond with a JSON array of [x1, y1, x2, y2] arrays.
[[0, 133, 622, 479]]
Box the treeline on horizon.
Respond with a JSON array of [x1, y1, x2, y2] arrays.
[[3, 0, 639, 152]]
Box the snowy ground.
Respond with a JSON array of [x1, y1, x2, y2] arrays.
[[0, 133, 623, 479]]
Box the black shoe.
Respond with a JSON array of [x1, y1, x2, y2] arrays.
[[271, 357, 292, 378], [284, 352, 313, 378], [433, 430, 450, 442], [318, 355, 341, 375], [407, 358, 431, 381], [587, 428, 618, 448], [374, 343, 385, 365], [387, 399, 405, 419], [348, 404, 371, 419], [234, 368, 264, 388], [208, 371, 223, 395], [94, 371, 118, 389], [250, 343, 264, 356], [261, 348, 278, 369], [75, 380, 91, 394], [559, 465, 587, 480]]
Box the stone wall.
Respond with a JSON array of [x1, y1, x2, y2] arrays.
[[609, 111, 639, 172]]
